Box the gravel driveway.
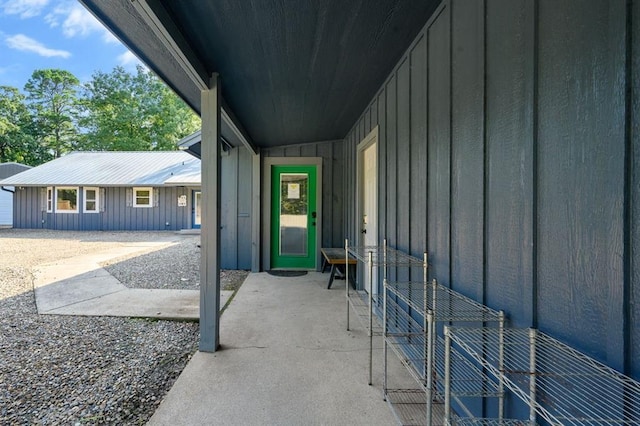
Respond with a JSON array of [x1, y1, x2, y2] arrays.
[[0, 229, 247, 425]]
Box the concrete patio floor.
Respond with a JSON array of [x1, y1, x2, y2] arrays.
[[149, 272, 421, 425], [31, 240, 231, 320]]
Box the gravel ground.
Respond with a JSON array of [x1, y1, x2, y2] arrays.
[[0, 229, 248, 425], [102, 236, 248, 291]]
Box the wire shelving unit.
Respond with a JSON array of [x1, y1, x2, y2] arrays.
[[444, 326, 640, 425], [345, 238, 425, 385], [384, 279, 506, 425]]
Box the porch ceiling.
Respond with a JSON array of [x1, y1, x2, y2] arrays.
[[79, 0, 440, 148]]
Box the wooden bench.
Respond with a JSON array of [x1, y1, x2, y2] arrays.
[[321, 248, 357, 289]]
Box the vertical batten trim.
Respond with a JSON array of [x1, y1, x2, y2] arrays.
[[481, 0, 489, 417], [531, 0, 540, 329], [481, 0, 488, 308], [425, 19, 430, 265], [408, 51, 413, 260], [623, 0, 633, 377], [448, 0, 454, 289]]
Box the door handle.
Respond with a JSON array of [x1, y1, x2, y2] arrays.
[[361, 228, 367, 234]]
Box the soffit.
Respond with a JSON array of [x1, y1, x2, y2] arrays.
[[80, 0, 440, 147]]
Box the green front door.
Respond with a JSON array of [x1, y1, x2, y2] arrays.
[[271, 165, 317, 269]]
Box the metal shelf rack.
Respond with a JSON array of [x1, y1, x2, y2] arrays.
[[344, 238, 426, 385], [444, 326, 640, 425], [384, 279, 506, 425]]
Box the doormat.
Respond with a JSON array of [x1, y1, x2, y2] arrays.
[[266, 270, 308, 277]]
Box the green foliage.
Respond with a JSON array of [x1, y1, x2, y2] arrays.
[[0, 86, 51, 165], [0, 66, 200, 166], [79, 66, 200, 151], [280, 175, 308, 215], [24, 69, 80, 158]]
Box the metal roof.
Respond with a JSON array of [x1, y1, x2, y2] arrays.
[[177, 130, 202, 159], [0, 152, 200, 187], [0, 162, 32, 180]]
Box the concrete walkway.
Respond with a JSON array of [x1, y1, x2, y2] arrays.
[[149, 272, 420, 426], [32, 244, 421, 424], [32, 240, 231, 320]]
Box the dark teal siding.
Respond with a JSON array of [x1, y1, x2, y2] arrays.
[[632, 0, 640, 381], [485, 0, 536, 331], [220, 147, 254, 270], [427, 5, 451, 289], [536, 0, 626, 368], [343, 0, 639, 403]]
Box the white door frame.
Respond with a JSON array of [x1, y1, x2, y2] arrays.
[[356, 126, 379, 292], [192, 190, 202, 229]]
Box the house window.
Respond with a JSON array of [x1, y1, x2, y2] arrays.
[[46, 187, 53, 212], [133, 187, 153, 208], [84, 187, 99, 213], [56, 187, 78, 213]]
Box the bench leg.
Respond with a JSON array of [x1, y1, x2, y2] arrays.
[[327, 265, 337, 289]]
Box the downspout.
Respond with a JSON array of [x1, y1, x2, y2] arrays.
[[1, 186, 15, 194]]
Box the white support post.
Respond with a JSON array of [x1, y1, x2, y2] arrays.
[[498, 311, 506, 421], [345, 239, 350, 331], [529, 328, 537, 425], [423, 268, 428, 379], [251, 150, 261, 272], [426, 310, 434, 426], [431, 278, 438, 384], [422, 258, 429, 392], [368, 250, 374, 386], [383, 277, 388, 401], [199, 73, 222, 352], [444, 325, 452, 426]]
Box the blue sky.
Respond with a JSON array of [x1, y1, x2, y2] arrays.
[[0, 0, 143, 91]]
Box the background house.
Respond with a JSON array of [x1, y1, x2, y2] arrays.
[[0, 162, 32, 227], [0, 151, 201, 231]]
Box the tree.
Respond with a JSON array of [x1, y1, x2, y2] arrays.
[[79, 66, 200, 151], [24, 69, 80, 158], [0, 85, 50, 165]]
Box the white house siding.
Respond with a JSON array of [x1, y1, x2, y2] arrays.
[[0, 187, 13, 226]]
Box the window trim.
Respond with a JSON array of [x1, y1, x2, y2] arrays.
[[133, 187, 153, 208], [46, 187, 53, 213], [83, 187, 100, 213], [55, 186, 79, 214]]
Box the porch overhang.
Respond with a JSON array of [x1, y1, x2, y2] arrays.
[[78, 0, 441, 148], [77, 0, 441, 354]]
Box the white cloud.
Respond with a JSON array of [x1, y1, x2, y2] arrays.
[[0, 0, 49, 18], [45, 1, 115, 43], [118, 51, 139, 67], [45, 2, 104, 38], [102, 30, 119, 45], [5, 34, 71, 58]]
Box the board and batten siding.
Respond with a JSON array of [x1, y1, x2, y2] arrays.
[[220, 147, 253, 270], [344, 0, 638, 388], [263, 139, 345, 251], [13, 186, 194, 231], [10, 150, 252, 270]]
